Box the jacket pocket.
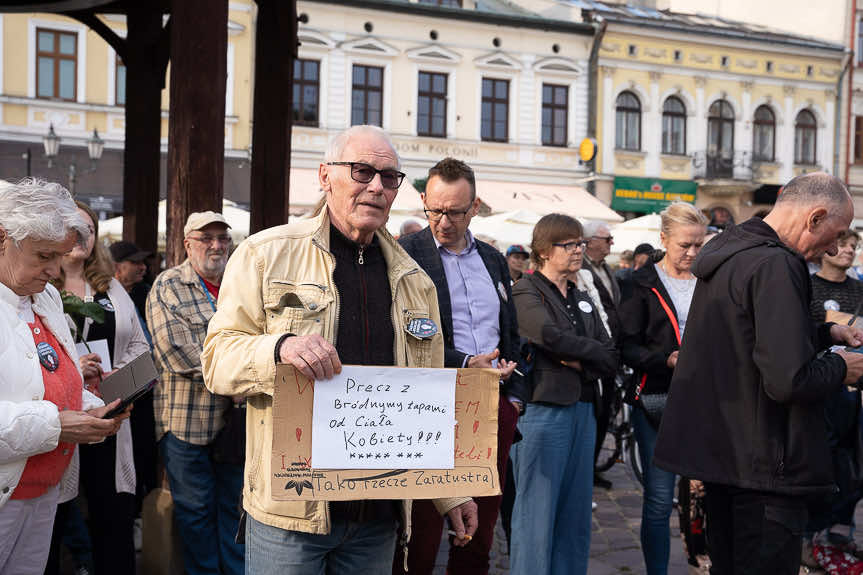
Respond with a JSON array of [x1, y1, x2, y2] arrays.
[[264, 281, 333, 336], [401, 308, 433, 367]]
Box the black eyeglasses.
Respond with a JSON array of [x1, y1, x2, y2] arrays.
[[592, 235, 613, 243], [326, 161, 406, 189], [423, 207, 472, 223], [553, 240, 587, 253]]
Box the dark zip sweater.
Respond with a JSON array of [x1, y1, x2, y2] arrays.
[[328, 224, 396, 522]]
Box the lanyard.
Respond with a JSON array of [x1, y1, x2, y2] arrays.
[[199, 276, 217, 313]]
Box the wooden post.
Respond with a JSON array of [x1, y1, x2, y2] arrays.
[[165, 0, 228, 266], [249, 0, 297, 234], [121, 5, 169, 256]]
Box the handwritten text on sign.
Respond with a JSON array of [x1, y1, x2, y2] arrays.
[[311, 366, 456, 469]]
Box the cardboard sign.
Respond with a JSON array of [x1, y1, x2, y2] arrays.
[[311, 366, 457, 469], [271, 364, 500, 501]]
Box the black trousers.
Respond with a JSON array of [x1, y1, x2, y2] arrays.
[[593, 378, 615, 464], [704, 483, 807, 575], [79, 436, 137, 575]]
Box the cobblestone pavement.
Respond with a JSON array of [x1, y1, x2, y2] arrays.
[[435, 456, 863, 575]]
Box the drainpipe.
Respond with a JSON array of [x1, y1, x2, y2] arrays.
[[843, 0, 856, 182], [586, 15, 607, 196]]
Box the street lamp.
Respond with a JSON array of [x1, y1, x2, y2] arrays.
[[41, 124, 104, 195]]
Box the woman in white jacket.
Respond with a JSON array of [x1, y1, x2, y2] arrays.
[[0, 179, 128, 575], [49, 201, 150, 575]]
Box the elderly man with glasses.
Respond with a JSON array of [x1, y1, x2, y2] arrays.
[[397, 157, 527, 575], [201, 126, 477, 575], [146, 211, 244, 575]]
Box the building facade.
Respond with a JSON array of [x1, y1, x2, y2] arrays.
[[582, 3, 847, 222]]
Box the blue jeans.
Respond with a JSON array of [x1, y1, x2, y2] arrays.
[[509, 401, 595, 575], [632, 407, 677, 575], [160, 431, 244, 575], [245, 513, 398, 575]]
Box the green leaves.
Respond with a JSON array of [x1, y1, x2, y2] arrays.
[[60, 290, 105, 343]]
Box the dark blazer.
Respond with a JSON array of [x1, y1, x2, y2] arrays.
[[582, 256, 621, 341], [399, 227, 528, 403], [512, 272, 618, 405]]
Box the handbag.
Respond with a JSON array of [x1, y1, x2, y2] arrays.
[[633, 287, 681, 429], [211, 402, 246, 465]]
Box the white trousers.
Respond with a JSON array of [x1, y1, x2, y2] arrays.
[[0, 484, 59, 575]]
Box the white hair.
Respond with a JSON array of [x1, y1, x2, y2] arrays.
[[324, 125, 401, 168], [0, 178, 89, 245], [582, 220, 610, 239]]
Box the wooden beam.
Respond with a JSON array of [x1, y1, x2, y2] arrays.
[[249, 0, 297, 233], [165, 0, 227, 266], [120, 3, 167, 257], [67, 10, 128, 61]]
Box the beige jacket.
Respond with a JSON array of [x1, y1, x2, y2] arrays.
[[202, 205, 470, 537]]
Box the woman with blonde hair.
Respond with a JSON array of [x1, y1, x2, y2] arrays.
[[618, 201, 708, 574], [49, 200, 149, 574]]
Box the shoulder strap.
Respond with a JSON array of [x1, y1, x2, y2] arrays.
[[650, 287, 681, 345]]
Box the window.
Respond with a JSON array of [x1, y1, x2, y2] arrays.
[[36, 28, 77, 101], [418, 0, 462, 5], [752, 105, 775, 162], [794, 109, 817, 165], [541, 84, 568, 147], [481, 78, 509, 142], [417, 71, 447, 137], [115, 55, 126, 106], [661, 96, 686, 155], [628, 44, 637, 56], [615, 91, 640, 151], [766, 61, 773, 73], [293, 59, 320, 126], [351, 64, 383, 126], [707, 100, 735, 178], [858, 18, 863, 65], [855, 117, 863, 164], [720, 55, 729, 67]]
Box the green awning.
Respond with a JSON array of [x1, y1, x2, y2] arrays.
[[611, 177, 697, 213]]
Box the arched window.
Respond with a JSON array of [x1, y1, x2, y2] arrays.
[[661, 96, 686, 155], [707, 100, 735, 178], [794, 109, 817, 165], [615, 91, 641, 151], [752, 105, 775, 163]]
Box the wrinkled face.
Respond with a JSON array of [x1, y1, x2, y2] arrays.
[[66, 208, 95, 262], [586, 226, 613, 261], [423, 176, 480, 252], [320, 133, 400, 243], [542, 236, 584, 276], [822, 236, 858, 271], [661, 224, 706, 274], [798, 202, 854, 262], [0, 230, 78, 295], [507, 253, 528, 275], [184, 222, 231, 280]]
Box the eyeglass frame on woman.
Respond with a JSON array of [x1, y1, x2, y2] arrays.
[[326, 161, 406, 189], [423, 206, 472, 223], [552, 240, 588, 253]]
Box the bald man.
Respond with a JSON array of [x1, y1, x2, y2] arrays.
[[655, 173, 863, 574]]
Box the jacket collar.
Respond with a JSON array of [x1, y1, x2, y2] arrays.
[[308, 199, 421, 280]]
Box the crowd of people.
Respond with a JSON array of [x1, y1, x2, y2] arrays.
[[2, 123, 863, 575]]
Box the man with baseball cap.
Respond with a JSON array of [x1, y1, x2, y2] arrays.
[[505, 244, 529, 283], [110, 241, 150, 292], [145, 211, 243, 575]]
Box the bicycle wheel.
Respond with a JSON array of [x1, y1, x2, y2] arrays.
[[595, 394, 623, 473]]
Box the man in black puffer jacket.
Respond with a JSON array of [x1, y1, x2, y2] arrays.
[[654, 173, 863, 574]]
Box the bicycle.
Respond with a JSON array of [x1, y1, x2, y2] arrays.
[[595, 372, 644, 486]]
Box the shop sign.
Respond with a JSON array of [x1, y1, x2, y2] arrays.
[[611, 177, 697, 213]]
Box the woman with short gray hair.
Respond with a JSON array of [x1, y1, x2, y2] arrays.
[[0, 179, 130, 574]]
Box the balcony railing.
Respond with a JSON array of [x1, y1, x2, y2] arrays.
[[692, 151, 752, 180]]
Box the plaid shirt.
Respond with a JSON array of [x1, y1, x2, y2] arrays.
[[146, 259, 229, 445]]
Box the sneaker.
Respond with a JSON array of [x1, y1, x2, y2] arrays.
[[592, 501, 597, 512]]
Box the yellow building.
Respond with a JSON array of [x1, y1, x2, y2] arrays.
[[584, 3, 848, 222], [0, 2, 256, 212]]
